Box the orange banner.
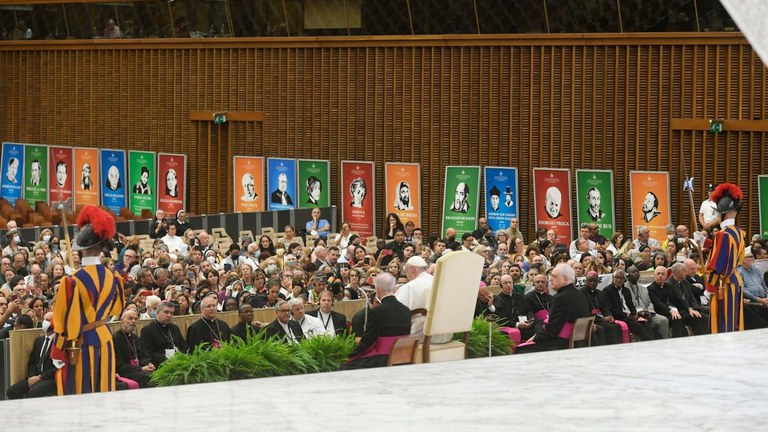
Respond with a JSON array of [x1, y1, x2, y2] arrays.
[[233, 156, 264, 213], [629, 171, 671, 244], [385, 163, 421, 228], [73, 147, 100, 207]]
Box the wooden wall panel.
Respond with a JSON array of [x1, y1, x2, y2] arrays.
[[0, 34, 765, 240]]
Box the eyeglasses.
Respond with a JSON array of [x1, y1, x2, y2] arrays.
[[278, 308, 291, 313]]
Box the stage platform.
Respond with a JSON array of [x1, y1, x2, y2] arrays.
[[4, 329, 767, 431]]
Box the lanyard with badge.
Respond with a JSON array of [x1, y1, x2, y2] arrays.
[[161, 325, 178, 359]]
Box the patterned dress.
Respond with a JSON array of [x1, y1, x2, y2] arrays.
[[705, 222, 745, 333], [53, 265, 124, 395]]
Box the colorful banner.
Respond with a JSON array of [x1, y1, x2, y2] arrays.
[[758, 175, 768, 238], [441, 166, 481, 235], [0, 142, 25, 206], [128, 150, 157, 215], [24, 144, 48, 207], [73, 147, 100, 207], [484, 166, 518, 233], [341, 160, 375, 238], [233, 156, 264, 213], [297, 159, 330, 209], [533, 168, 573, 245], [48, 146, 74, 209], [267, 158, 297, 211], [629, 171, 671, 244], [385, 162, 421, 228], [157, 153, 187, 214], [99, 149, 127, 214], [575, 169, 615, 239]]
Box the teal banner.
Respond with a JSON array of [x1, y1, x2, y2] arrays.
[[442, 166, 481, 235]]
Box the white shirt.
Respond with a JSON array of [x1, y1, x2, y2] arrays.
[[699, 199, 718, 225], [317, 310, 336, 335], [161, 234, 187, 255], [294, 314, 327, 338]]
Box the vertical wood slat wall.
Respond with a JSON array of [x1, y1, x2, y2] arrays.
[[0, 35, 766, 240]]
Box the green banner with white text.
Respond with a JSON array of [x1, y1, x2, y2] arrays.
[[128, 150, 157, 215], [575, 170, 615, 239]]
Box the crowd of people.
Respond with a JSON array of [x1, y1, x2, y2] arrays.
[[1, 182, 767, 397]]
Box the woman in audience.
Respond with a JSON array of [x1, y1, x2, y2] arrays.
[[278, 225, 298, 250], [258, 235, 277, 258], [38, 228, 54, 245], [496, 230, 510, 250], [606, 232, 623, 255], [175, 210, 191, 234], [183, 229, 199, 250], [238, 263, 255, 291], [651, 252, 668, 270], [175, 291, 192, 315], [383, 213, 404, 240], [588, 250, 611, 274], [223, 296, 239, 312], [386, 259, 402, 278], [335, 222, 353, 249]]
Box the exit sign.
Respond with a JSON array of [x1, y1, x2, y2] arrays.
[[213, 112, 227, 125], [709, 119, 723, 133]]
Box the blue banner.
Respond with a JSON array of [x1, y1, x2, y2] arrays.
[[0, 142, 25, 206], [484, 166, 519, 233], [99, 149, 127, 214], [267, 158, 297, 211]]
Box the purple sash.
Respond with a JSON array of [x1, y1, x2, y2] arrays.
[[349, 335, 407, 360], [534, 309, 549, 322], [499, 327, 521, 345], [614, 320, 630, 343]]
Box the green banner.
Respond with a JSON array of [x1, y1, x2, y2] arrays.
[[24, 144, 48, 206], [760, 175, 768, 238], [128, 150, 157, 215], [575, 170, 615, 239], [442, 166, 481, 235], [297, 159, 330, 209]]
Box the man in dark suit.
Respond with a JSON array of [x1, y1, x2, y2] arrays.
[[231, 304, 261, 342], [666, 262, 709, 335], [602, 270, 655, 341], [186, 295, 231, 350], [648, 266, 688, 338], [307, 289, 347, 336], [263, 300, 304, 343], [495, 274, 534, 340], [580, 271, 622, 345], [341, 272, 411, 369], [112, 309, 155, 388], [140, 301, 188, 368], [6, 312, 57, 399], [515, 264, 591, 354]]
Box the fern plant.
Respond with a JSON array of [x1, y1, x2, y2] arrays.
[[455, 316, 513, 358], [151, 332, 356, 387]]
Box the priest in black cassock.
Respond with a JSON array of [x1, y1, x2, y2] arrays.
[[186, 295, 231, 350], [112, 309, 155, 388]]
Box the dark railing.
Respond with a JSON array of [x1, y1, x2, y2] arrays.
[[9, 206, 337, 248], [0, 0, 738, 41]]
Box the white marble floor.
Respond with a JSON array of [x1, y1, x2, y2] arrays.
[[3, 329, 768, 431]]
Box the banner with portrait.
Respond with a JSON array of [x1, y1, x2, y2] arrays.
[[297, 159, 330, 209], [157, 153, 186, 214], [0, 142, 25, 206], [99, 149, 127, 214], [758, 175, 768, 238], [341, 160, 375, 238], [533, 168, 573, 245], [575, 169, 615, 239], [73, 147, 100, 207], [267, 158, 297, 211], [441, 166, 481, 235], [484, 166, 518, 233], [385, 162, 421, 227], [128, 150, 157, 215], [24, 144, 48, 207], [629, 171, 671, 244], [48, 146, 74, 209], [233, 156, 264, 213]]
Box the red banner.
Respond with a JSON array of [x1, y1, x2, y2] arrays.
[[533, 168, 573, 245], [72, 147, 100, 207], [341, 160, 375, 238], [48, 146, 74, 209], [157, 153, 187, 214]]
